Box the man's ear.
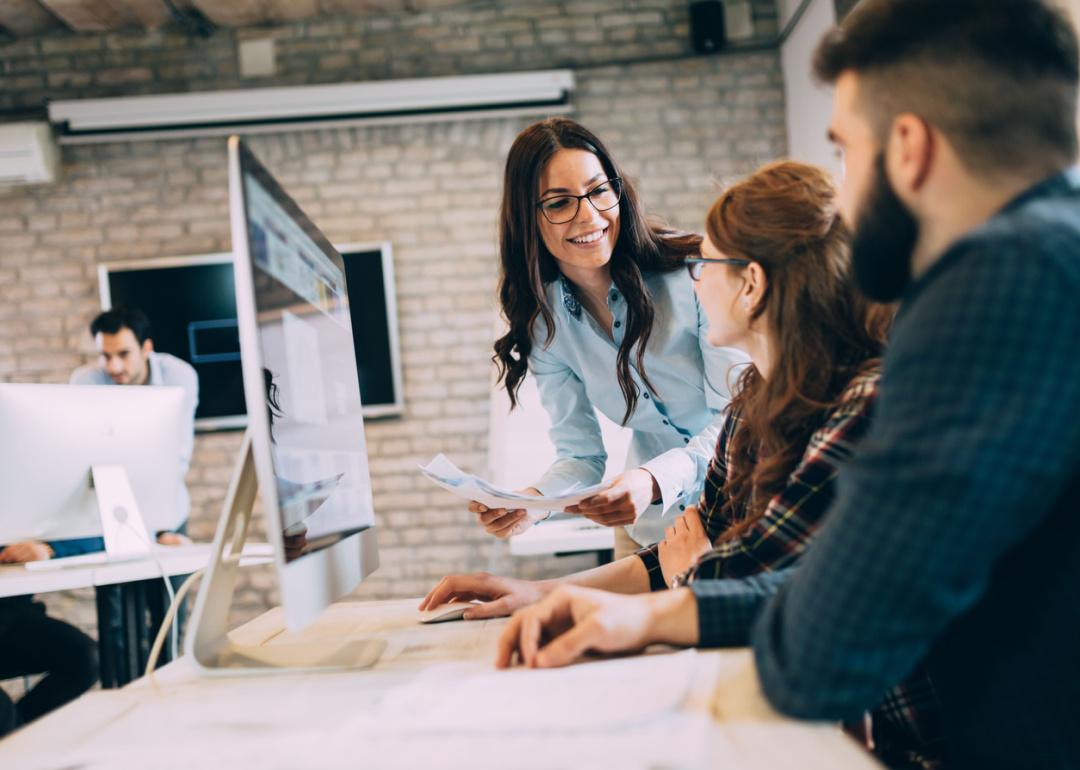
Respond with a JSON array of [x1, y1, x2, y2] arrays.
[[886, 113, 935, 197], [142, 338, 154, 355]]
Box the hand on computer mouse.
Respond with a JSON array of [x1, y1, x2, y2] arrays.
[[419, 573, 553, 620], [0, 541, 54, 563]]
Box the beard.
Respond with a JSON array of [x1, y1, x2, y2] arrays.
[[850, 153, 920, 302]]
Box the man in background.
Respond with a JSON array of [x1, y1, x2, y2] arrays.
[[2, 306, 199, 562], [70, 305, 198, 543]]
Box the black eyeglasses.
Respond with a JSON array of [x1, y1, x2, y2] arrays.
[[537, 178, 623, 224], [685, 257, 751, 281]]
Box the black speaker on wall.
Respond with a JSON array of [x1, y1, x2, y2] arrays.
[[690, 1, 726, 54]]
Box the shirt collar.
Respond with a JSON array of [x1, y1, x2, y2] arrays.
[[902, 166, 1079, 305], [145, 352, 162, 386], [558, 275, 582, 319], [557, 274, 625, 320], [998, 166, 1080, 216]]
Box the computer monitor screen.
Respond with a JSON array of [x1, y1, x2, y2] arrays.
[[0, 383, 184, 543], [230, 136, 377, 602]]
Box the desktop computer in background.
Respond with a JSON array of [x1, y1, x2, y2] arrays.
[[0, 383, 185, 554], [187, 136, 381, 674]]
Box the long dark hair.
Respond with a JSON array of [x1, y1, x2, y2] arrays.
[[494, 117, 699, 424], [705, 160, 891, 539]]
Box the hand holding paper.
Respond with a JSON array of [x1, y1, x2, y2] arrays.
[[419, 454, 609, 532]]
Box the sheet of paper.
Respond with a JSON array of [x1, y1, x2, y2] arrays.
[[419, 454, 607, 515], [369, 649, 697, 731], [330, 650, 709, 770]]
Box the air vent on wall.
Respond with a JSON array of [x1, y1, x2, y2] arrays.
[[0, 122, 59, 187]]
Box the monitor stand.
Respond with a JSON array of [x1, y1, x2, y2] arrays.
[[91, 464, 154, 558], [186, 430, 385, 675]]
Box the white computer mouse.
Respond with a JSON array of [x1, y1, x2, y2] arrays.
[[418, 601, 475, 624]]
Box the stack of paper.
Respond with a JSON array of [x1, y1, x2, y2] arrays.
[[419, 454, 606, 519]]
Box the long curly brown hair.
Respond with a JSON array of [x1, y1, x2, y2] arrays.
[[493, 117, 700, 424], [707, 161, 891, 539]]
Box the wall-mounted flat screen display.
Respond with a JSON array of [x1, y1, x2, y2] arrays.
[[99, 242, 403, 431]]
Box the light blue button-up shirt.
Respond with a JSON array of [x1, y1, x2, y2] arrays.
[[529, 269, 747, 546], [70, 351, 199, 531]]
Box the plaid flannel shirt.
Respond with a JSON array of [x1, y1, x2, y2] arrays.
[[637, 365, 881, 589]]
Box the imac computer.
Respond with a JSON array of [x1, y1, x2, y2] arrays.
[[0, 383, 185, 551], [187, 136, 380, 674]]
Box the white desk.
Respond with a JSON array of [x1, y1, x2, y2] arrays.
[[509, 516, 615, 560], [0, 543, 274, 686], [0, 543, 273, 599], [0, 598, 883, 770]]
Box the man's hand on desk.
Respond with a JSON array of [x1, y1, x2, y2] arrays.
[[0, 541, 54, 563], [419, 573, 554, 620], [495, 585, 699, 669], [155, 532, 192, 546]]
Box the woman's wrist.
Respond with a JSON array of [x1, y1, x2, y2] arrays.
[[645, 587, 699, 647]]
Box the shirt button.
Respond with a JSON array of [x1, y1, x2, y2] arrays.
[[683, 437, 690, 443], [613, 320, 621, 328], [679, 505, 686, 511], [643, 392, 650, 399], [610, 291, 618, 301], [662, 419, 669, 425]]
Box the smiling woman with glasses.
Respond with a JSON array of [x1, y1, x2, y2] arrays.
[[442, 117, 746, 558]]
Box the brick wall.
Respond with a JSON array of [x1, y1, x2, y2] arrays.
[[0, 0, 786, 638], [0, 0, 778, 112]]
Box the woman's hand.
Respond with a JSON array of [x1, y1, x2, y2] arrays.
[[419, 572, 553, 620], [469, 488, 543, 539], [495, 585, 699, 669], [564, 468, 658, 528], [657, 506, 713, 586]]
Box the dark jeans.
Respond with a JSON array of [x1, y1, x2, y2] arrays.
[[97, 522, 192, 687], [96, 572, 189, 687], [0, 597, 99, 733]]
